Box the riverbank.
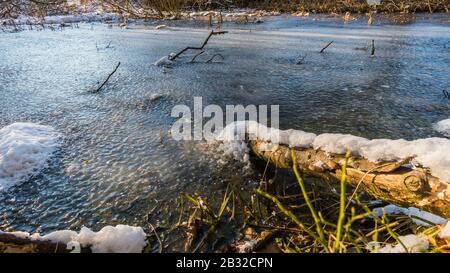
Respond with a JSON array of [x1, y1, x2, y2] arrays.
[[1, 0, 449, 27]]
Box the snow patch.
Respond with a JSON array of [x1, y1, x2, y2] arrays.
[[0, 122, 60, 191], [154, 53, 176, 67], [236, 240, 258, 253], [377, 234, 429, 253], [434, 118, 450, 137], [372, 204, 447, 226], [1, 225, 147, 253], [439, 222, 450, 239]]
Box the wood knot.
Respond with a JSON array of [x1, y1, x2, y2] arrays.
[[403, 175, 425, 193]]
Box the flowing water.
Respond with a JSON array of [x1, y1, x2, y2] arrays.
[[0, 14, 449, 250]]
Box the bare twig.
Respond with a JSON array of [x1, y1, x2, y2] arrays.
[[443, 90, 450, 99], [93, 62, 121, 93], [170, 30, 228, 61], [149, 223, 163, 253], [319, 41, 334, 53]]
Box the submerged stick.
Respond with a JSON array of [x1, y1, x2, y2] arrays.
[[296, 54, 307, 65], [250, 140, 450, 219], [189, 50, 205, 63], [319, 41, 334, 53], [205, 54, 224, 63], [170, 30, 228, 61], [93, 62, 121, 93]]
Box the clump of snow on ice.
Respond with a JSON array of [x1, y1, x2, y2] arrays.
[[216, 121, 315, 148], [154, 53, 176, 67], [439, 222, 450, 239], [0, 122, 60, 191], [313, 133, 369, 156], [434, 118, 450, 137], [70, 225, 147, 253], [376, 234, 429, 253], [1, 225, 147, 253], [372, 204, 447, 226], [215, 140, 251, 169]]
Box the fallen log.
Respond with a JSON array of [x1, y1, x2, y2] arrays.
[[0, 233, 70, 253], [249, 140, 450, 219]]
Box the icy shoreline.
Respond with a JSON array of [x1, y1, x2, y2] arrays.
[[0, 9, 276, 26], [0, 12, 119, 26]]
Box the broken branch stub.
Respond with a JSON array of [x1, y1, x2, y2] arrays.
[[371, 40, 375, 56], [319, 41, 334, 53], [249, 140, 450, 219], [93, 62, 121, 93], [170, 30, 228, 61]]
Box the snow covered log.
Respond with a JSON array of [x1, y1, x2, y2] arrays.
[[249, 140, 450, 219], [0, 233, 70, 253]]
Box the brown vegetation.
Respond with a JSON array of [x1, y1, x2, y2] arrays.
[[1, 1, 448, 20]]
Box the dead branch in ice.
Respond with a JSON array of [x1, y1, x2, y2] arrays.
[[443, 90, 450, 100], [205, 53, 224, 63], [169, 30, 228, 61], [371, 40, 375, 56], [319, 41, 334, 53], [93, 62, 121, 93], [250, 140, 450, 219]]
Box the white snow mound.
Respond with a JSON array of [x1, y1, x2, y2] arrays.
[[0, 122, 60, 191], [372, 204, 447, 226], [378, 234, 429, 253], [1, 225, 147, 253], [434, 118, 450, 137]]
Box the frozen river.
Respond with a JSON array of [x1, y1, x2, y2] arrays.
[[0, 14, 449, 250]]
